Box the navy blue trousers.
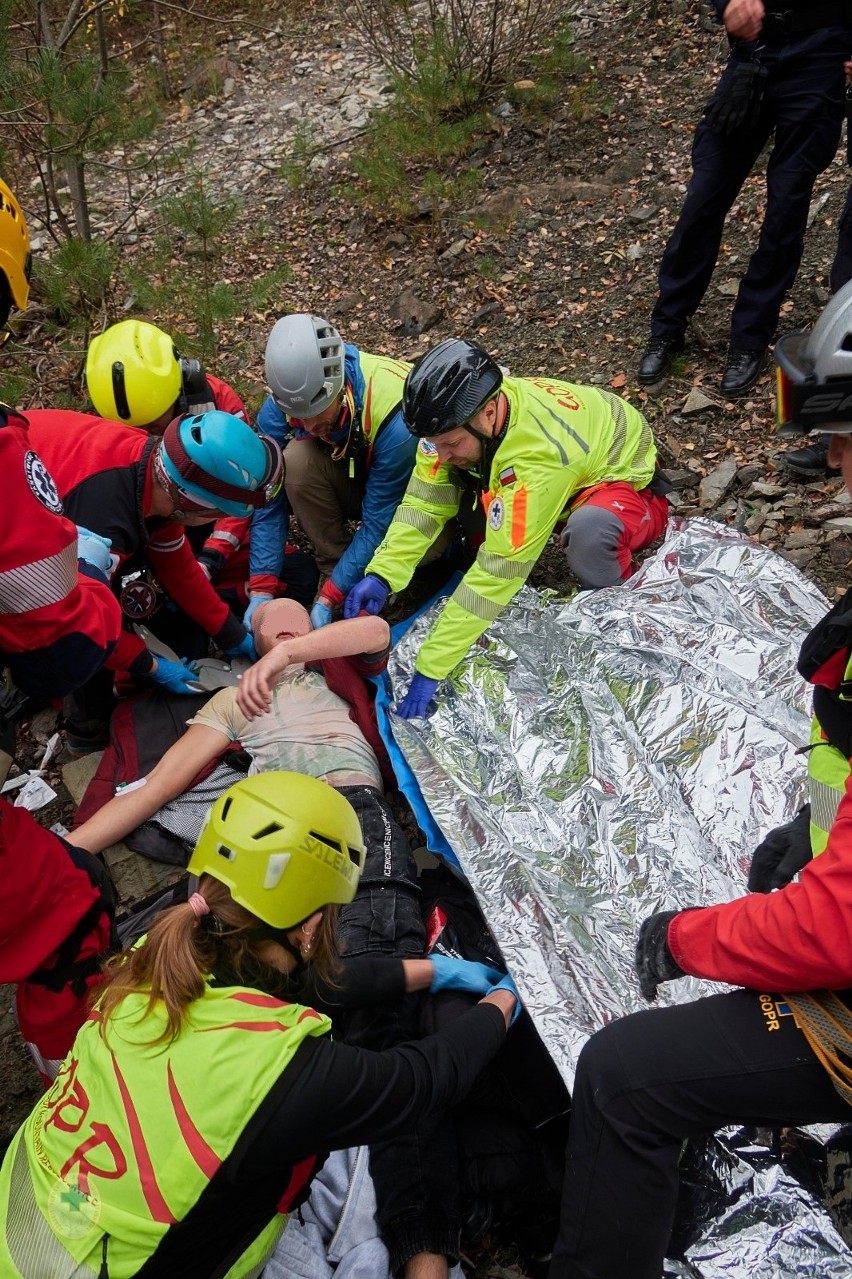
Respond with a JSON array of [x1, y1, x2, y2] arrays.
[[832, 184, 852, 293], [651, 31, 848, 350]]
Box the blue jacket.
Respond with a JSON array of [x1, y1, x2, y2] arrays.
[[250, 345, 416, 598]]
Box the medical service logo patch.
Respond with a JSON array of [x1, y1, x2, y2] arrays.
[[24, 450, 63, 514], [488, 497, 504, 531], [419, 440, 438, 457]]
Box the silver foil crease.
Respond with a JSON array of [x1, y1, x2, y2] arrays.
[[387, 516, 851, 1273]]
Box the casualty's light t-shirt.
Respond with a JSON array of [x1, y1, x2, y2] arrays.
[[189, 663, 383, 790]]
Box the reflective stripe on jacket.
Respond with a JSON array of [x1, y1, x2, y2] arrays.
[[0, 981, 330, 1278], [808, 718, 852, 856]]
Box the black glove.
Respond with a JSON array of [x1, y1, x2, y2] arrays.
[[704, 61, 769, 137], [747, 804, 812, 894], [635, 910, 684, 1002]]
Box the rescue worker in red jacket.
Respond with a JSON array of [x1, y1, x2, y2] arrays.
[[0, 179, 122, 706], [22, 406, 282, 753], [549, 281, 852, 1279], [85, 319, 318, 624]]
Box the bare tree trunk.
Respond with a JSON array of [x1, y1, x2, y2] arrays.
[[152, 1, 173, 98], [64, 151, 92, 240]]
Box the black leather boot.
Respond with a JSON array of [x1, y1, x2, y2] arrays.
[[637, 335, 685, 385]]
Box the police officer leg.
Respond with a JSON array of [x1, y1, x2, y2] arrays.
[[650, 59, 773, 339], [283, 438, 363, 577], [831, 185, 852, 295], [730, 40, 845, 349]]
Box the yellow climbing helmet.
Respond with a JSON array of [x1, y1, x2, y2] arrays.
[[188, 772, 366, 928], [0, 178, 31, 318], [86, 319, 182, 426]]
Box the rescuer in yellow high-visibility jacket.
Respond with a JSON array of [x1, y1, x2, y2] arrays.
[[344, 337, 670, 718]]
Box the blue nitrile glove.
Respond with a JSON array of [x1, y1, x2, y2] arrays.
[[343, 574, 390, 619], [310, 601, 334, 630], [243, 594, 273, 630], [76, 526, 113, 576], [147, 657, 203, 695], [396, 674, 439, 719], [225, 632, 258, 663], [429, 954, 505, 996], [490, 971, 522, 1024]]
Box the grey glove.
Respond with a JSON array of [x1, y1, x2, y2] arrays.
[[747, 805, 813, 893], [704, 60, 768, 137]]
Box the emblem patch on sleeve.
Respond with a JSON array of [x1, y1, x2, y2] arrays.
[[24, 450, 64, 514], [488, 497, 504, 531], [498, 466, 517, 487]]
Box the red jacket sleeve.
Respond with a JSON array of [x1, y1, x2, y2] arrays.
[[147, 523, 244, 649], [200, 515, 250, 574], [0, 418, 122, 698], [669, 770, 852, 990]]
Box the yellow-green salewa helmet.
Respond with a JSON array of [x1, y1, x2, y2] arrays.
[[188, 772, 366, 928], [0, 178, 31, 322], [86, 319, 182, 426]]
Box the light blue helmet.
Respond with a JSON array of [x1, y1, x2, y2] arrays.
[[156, 410, 283, 518]]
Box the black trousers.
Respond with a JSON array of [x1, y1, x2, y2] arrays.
[[335, 788, 461, 1273], [549, 988, 852, 1279], [651, 30, 847, 350]]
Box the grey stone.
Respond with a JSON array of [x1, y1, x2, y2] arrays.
[[747, 481, 786, 498], [605, 153, 645, 185], [665, 40, 689, 69], [735, 463, 763, 487], [824, 517, 852, 532], [389, 288, 443, 336], [783, 547, 819, 570], [628, 204, 658, 223], [664, 468, 700, 490], [682, 389, 717, 415], [783, 529, 822, 550], [440, 239, 468, 261], [716, 280, 740, 298], [102, 841, 181, 908], [61, 752, 105, 806], [699, 457, 738, 509]]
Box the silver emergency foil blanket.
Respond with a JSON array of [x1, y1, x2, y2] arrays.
[[387, 516, 852, 1274]]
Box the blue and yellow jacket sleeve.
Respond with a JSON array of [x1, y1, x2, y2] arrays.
[[375, 375, 658, 681], [249, 396, 293, 592]]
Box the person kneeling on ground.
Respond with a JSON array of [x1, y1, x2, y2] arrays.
[[345, 337, 670, 718], [249, 313, 476, 632], [86, 318, 318, 618], [0, 772, 517, 1277]]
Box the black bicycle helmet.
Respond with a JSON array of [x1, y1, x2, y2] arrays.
[[403, 338, 503, 438]]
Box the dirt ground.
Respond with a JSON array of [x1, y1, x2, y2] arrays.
[[4, 0, 852, 1270]]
